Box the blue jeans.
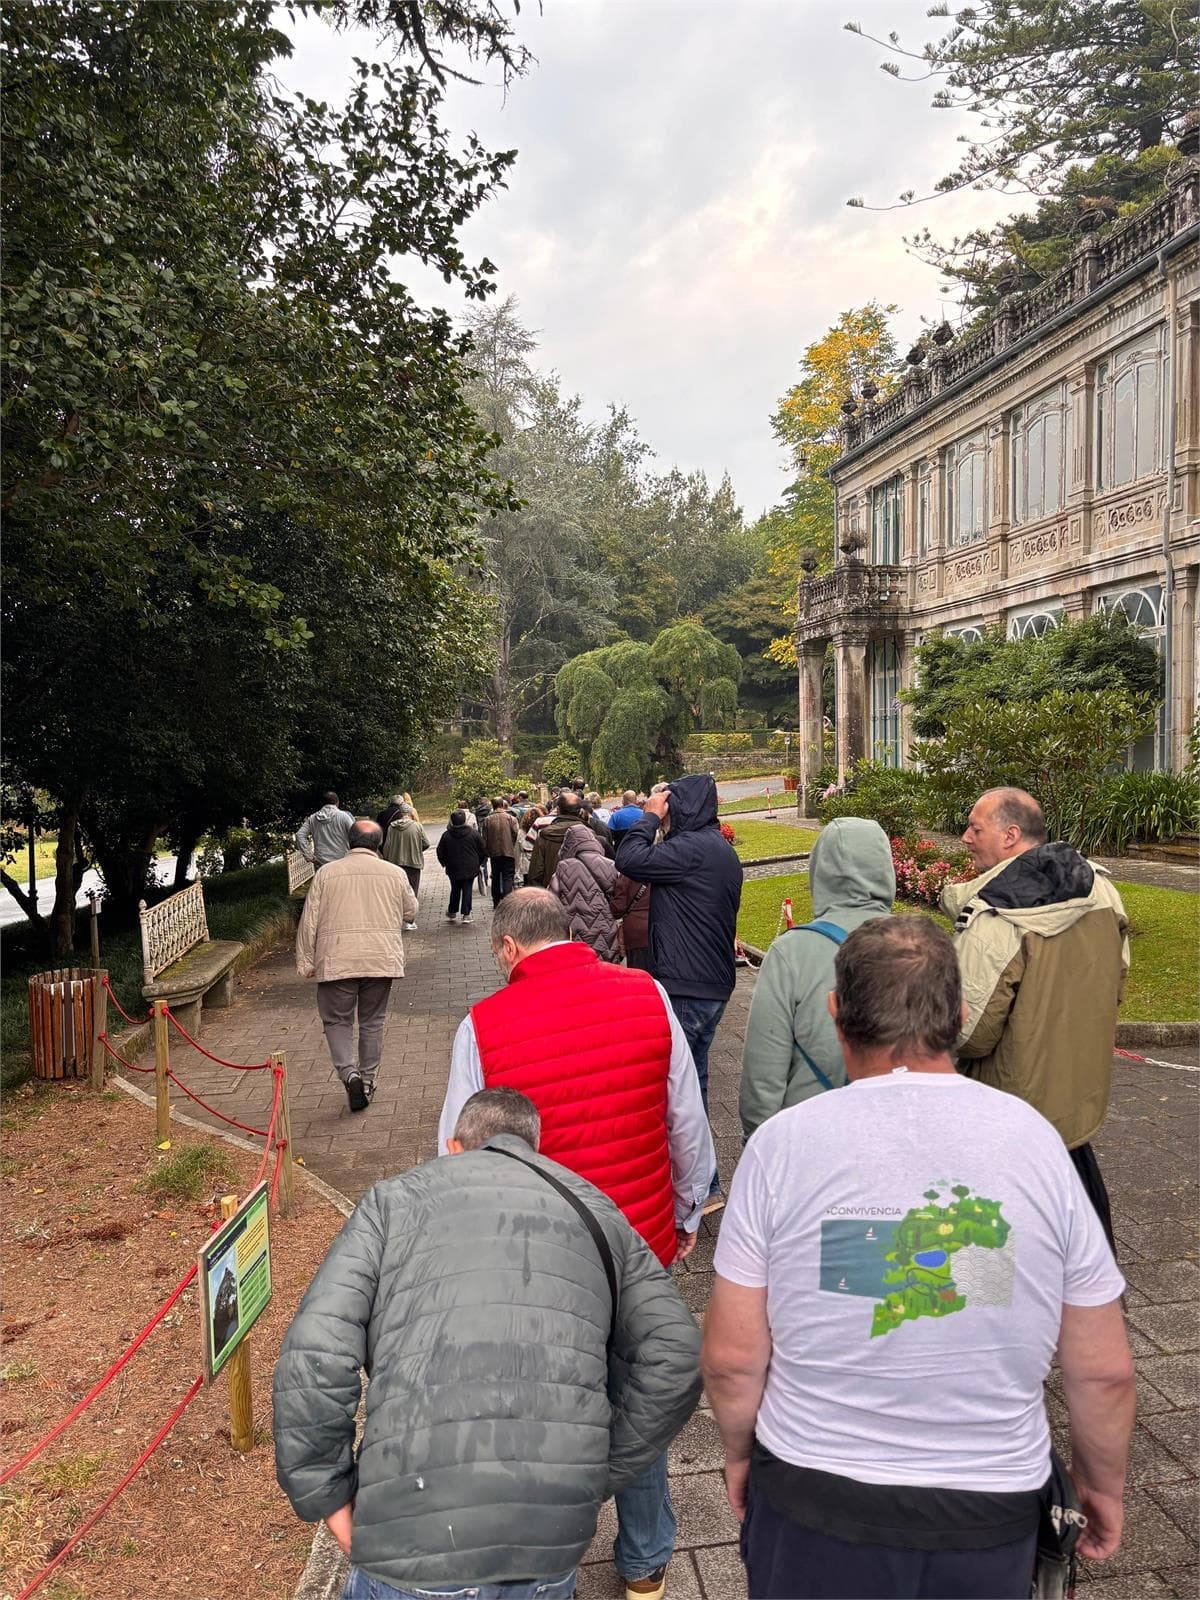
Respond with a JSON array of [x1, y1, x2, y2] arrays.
[[341, 1567, 575, 1600], [614, 1450, 676, 1581], [668, 994, 726, 1194]]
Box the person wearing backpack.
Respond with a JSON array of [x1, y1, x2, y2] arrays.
[[739, 817, 895, 1141]]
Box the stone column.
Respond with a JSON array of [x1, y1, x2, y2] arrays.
[[797, 641, 827, 799], [834, 634, 869, 779], [899, 629, 920, 766]]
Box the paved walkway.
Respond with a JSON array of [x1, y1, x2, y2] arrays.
[[126, 859, 1197, 1599]]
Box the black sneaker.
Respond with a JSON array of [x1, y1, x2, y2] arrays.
[[345, 1074, 368, 1113]]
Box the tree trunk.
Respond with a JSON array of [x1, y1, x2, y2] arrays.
[[0, 868, 44, 931], [51, 801, 81, 956], [172, 824, 202, 890], [90, 822, 166, 924], [493, 629, 515, 764]]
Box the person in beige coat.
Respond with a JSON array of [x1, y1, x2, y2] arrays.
[[296, 820, 418, 1112]]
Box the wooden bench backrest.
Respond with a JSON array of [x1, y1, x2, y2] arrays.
[[286, 850, 315, 895], [139, 880, 209, 985]]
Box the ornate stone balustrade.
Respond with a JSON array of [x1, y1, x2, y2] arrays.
[[796, 561, 905, 645]]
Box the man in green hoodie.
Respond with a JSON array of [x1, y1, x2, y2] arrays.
[[739, 818, 896, 1141]]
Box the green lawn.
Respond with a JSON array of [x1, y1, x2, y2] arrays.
[[738, 875, 1199, 1024], [719, 788, 793, 816], [728, 819, 818, 861]]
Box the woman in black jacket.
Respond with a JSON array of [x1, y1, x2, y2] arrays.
[[436, 811, 487, 924]]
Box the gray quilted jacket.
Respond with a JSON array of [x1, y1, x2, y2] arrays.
[[272, 1135, 702, 1587], [549, 828, 620, 962]]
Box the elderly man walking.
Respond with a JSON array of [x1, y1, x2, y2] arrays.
[[296, 820, 417, 1112], [275, 1087, 702, 1600], [438, 889, 715, 1600], [703, 916, 1133, 1600], [943, 786, 1129, 1244]]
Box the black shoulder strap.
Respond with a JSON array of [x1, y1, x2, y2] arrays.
[[488, 1145, 618, 1342]]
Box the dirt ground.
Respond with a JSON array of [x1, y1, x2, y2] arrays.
[[0, 1078, 345, 1600]]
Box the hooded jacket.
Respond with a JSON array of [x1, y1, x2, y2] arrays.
[[382, 816, 430, 870], [525, 813, 587, 887], [941, 843, 1130, 1149], [615, 774, 743, 1001], [739, 817, 896, 1140], [273, 1135, 702, 1589], [436, 821, 486, 882], [549, 827, 621, 961], [295, 803, 354, 867]]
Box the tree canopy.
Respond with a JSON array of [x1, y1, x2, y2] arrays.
[[846, 0, 1198, 308]]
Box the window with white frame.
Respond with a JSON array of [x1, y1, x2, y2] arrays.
[[1011, 385, 1067, 524], [1096, 584, 1166, 770], [869, 640, 902, 767], [870, 476, 903, 565], [1096, 328, 1168, 491], [1007, 605, 1063, 641], [945, 623, 985, 644], [917, 464, 932, 555], [945, 430, 987, 544]]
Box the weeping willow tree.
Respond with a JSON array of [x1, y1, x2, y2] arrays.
[[555, 622, 741, 790]]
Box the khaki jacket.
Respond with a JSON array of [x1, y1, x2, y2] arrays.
[[941, 853, 1129, 1149], [382, 817, 430, 870], [296, 849, 418, 982]]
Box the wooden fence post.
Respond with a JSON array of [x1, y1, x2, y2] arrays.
[[88, 892, 101, 970], [153, 999, 171, 1144], [272, 1050, 296, 1218], [90, 970, 108, 1092], [219, 1194, 255, 1453]]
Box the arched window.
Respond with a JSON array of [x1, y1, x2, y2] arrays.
[[1007, 607, 1062, 641], [870, 640, 902, 767], [870, 476, 903, 564], [945, 624, 984, 644], [1096, 329, 1167, 490], [1011, 385, 1067, 524], [945, 430, 987, 545], [1096, 585, 1166, 770]]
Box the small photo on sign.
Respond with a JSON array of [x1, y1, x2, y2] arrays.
[[199, 1182, 272, 1383], [209, 1246, 240, 1361]]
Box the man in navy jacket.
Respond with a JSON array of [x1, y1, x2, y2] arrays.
[[616, 773, 742, 1209]]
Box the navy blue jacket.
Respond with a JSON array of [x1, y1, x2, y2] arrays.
[[615, 774, 743, 1002]]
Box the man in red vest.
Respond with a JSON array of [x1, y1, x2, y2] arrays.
[[437, 888, 715, 1600]]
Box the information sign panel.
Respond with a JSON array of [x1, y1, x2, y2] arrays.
[[199, 1183, 272, 1383]]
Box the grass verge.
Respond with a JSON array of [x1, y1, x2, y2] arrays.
[[0, 862, 292, 1093], [728, 820, 819, 861], [720, 789, 795, 816], [737, 875, 1198, 1024]]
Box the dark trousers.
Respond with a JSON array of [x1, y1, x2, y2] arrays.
[[448, 878, 474, 917], [402, 865, 421, 898], [1070, 1140, 1116, 1253], [490, 855, 516, 904], [741, 1484, 1037, 1600]]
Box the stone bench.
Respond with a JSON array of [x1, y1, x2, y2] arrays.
[[139, 881, 243, 1036]]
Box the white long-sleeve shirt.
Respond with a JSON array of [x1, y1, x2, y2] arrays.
[[438, 977, 715, 1234]]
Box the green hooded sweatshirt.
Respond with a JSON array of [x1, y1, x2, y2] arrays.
[[739, 817, 896, 1140]]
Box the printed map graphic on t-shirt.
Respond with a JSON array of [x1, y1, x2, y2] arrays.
[[819, 1182, 1013, 1338]]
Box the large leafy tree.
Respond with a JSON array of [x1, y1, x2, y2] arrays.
[[2, 0, 521, 940], [763, 305, 900, 666], [555, 623, 742, 790], [846, 0, 1198, 307]]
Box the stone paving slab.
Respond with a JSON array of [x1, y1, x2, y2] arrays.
[[126, 849, 1198, 1598]]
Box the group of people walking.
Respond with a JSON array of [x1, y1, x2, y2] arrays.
[[283, 774, 1135, 1600]]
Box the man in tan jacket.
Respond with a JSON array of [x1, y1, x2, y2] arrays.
[[296, 819, 418, 1112], [942, 787, 1129, 1246]]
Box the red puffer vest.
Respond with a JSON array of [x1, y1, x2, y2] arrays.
[[471, 941, 678, 1265]]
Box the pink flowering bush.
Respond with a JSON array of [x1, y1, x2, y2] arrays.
[[890, 836, 973, 906]]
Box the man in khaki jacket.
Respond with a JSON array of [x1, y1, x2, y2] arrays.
[[942, 786, 1129, 1245], [296, 820, 418, 1112]]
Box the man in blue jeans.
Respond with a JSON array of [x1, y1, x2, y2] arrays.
[[615, 773, 743, 1211]]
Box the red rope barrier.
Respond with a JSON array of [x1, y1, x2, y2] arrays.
[[164, 1005, 270, 1070], [251, 1072, 283, 1189], [97, 1032, 155, 1074], [100, 975, 150, 1027], [0, 1264, 198, 1486], [165, 1069, 270, 1137], [14, 1374, 205, 1600], [269, 1138, 286, 1209]]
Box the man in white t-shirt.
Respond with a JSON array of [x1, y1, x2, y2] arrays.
[[702, 916, 1133, 1600]]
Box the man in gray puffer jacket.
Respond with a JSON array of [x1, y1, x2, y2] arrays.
[[273, 1088, 702, 1599]]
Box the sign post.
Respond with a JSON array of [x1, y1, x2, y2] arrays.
[[200, 1184, 272, 1451], [153, 1000, 171, 1145]]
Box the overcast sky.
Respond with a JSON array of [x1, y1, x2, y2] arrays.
[[280, 1, 1019, 518]]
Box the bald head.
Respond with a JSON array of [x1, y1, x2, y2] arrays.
[[349, 819, 383, 851], [962, 788, 1046, 873]]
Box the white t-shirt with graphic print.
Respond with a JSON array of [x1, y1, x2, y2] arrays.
[[713, 1070, 1124, 1493]]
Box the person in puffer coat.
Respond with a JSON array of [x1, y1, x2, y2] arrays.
[[739, 816, 896, 1140], [549, 825, 620, 961], [273, 1088, 702, 1598]]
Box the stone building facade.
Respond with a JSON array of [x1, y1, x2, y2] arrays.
[[797, 159, 1200, 790]]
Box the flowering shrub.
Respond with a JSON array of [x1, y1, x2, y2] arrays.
[[890, 836, 973, 906], [720, 822, 736, 844]]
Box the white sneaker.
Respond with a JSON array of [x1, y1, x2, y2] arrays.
[[403, 921, 418, 931], [461, 914, 473, 925]]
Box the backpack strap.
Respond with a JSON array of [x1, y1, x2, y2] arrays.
[[488, 1146, 618, 1345], [785, 921, 847, 1092]]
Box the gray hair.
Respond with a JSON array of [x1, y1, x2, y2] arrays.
[[979, 787, 1047, 844], [348, 819, 383, 851], [454, 1087, 540, 1151], [397, 803, 413, 818], [491, 887, 571, 950], [392, 793, 405, 805], [834, 917, 962, 1056]]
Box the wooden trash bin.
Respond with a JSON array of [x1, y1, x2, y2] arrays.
[[28, 968, 105, 1080]]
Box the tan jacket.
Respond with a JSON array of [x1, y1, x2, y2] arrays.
[[941, 853, 1129, 1149], [296, 848, 419, 982]]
